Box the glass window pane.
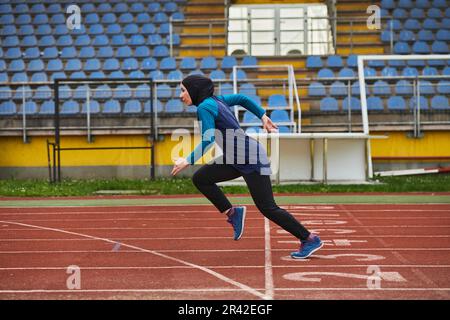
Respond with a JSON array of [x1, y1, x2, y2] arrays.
[[251, 32, 274, 44], [251, 44, 274, 56], [228, 31, 247, 44], [280, 31, 303, 43]]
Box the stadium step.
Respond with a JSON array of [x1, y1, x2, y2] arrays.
[[337, 33, 380, 44], [178, 47, 226, 57], [336, 46, 384, 55]]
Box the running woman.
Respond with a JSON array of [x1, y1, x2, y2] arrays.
[[171, 75, 322, 259]]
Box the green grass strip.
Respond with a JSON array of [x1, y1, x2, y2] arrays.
[[0, 195, 449, 208]]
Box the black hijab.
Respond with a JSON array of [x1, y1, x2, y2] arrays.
[[181, 75, 214, 106]]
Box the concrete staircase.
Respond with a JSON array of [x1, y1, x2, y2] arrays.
[[335, 0, 384, 55], [178, 0, 227, 57]]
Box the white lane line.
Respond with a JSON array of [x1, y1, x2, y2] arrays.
[[264, 218, 274, 300], [0, 287, 449, 294], [2, 248, 450, 254], [0, 220, 266, 300], [2, 265, 450, 271]]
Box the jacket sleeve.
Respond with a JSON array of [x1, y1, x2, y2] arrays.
[[185, 106, 216, 165], [222, 94, 266, 119]]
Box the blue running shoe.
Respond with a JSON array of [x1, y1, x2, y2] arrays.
[[290, 234, 323, 259], [226, 206, 246, 240]]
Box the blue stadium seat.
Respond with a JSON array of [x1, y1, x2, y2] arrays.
[[393, 8, 408, 19], [60, 47, 77, 59], [22, 35, 38, 47], [270, 110, 290, 123], [149, 3, 161, 13], [268, 94, 287, 108], [39, 101, 55, 114], [135, 46, 151, 58], [119, 13, 133, 24], [416, 0, 431, 9], [80, 47, 96, 59], [320, 97, 339, 111], [417, 30, 434, 41], [165, 99, 184, 113], [306, 56, 323, 68], [50, 72, 67, 81], [106, 24, 121, 35], [230, 69, 247, 81], [57, 35, 73, 47], [104, 58, 120, 71], [381, 30, 394, 43], [308, 82, 326, 96], [9, 60, 25, 72], [124, 100, 142, 113], [381, 0, 395, 9], [114, 85, 132, 99], [70, 71, 86, 79], [144, 100, 164, 113], [148, 34, 163, 46], [73, 85, 88, 100], [403, 67, 419, 77], [428, 8, 443, 18], [142, 58, 158, 71], [407, 59, 426, 67], [4, 36, 19, 47], [436, 30, 450, 42], [412, 41, 430, 54], [399, 0, 414, 9], [153, 45, 169, 58], [433, 0, 447, 8], [13, 85, 32, 99], [218, 83, 234, 95], [443, 67, 450, 76], [157, 84, 172, 99], [123, 24, 138, 35], [160, 57, 177, 71], [368, 59, 385, 68], [24, 47, 41, 60], [28, 59, 44, 72], [116, 46, 132, 58], [431, 41, 449, 54], [338, 68, 355, 78], [381, 67, 398, 77], [154, 12, 168, 23], [86, 13, 100, 24], [437, 81, 450, 94], [98, 3, 112, 13], [243, 111, 260, 123], [0, 61, 4, 73], [89, 24, 104, 35], [418, 80, 435, 95], [130, 34, 145, 46], [81, 101, 100, 114], [423, 18, 440, 30], [93, 35, 109, 46], [142, 23, 156, 35], [411, 8, 426, 19], [123, 58, 139, 71], [180, 57, 197, 70], [210, 70, 226, 80], [164, 2, 178, 14], [85, 59, 101, 72], [167, 70, 183, 80], [242, 56, 258, 66], [137, 13, 151, 24], [0, 87, 12, 100], [129, 70, 145, 78], [66, 59, 82, 72], [0, 14, 14, 24], [239, 83, 256, 96], [318, 68, 334, 78], [159, 25, 171, 36], [172, 12, 185, 21], [61, 100, 79, 114], [396, 80, 413, 95], [386, 19, 402, 31], [373, 80, 391, 95], [0, 101, 16, 115], [111, 35, 127, 46], [11, 73, 28, 83], [343, 97, 361, 110], [422, 66, 438, 76], [130, 2, 145, 13], [367, 96, 384, 110], [431, 95, 449, 109], [399, 30, 415, 42], [103, 100, 121, 113], [135, 84, 151, 99], [387, 96, 406, 110], [327, 55, 343, 68], [410, 96, 429, 110], [394, 42, 411, 54], [221, 56, 237, 70], [330, 81, 347, 96], [200, 57, 218, 70], [5, 48, 22, 60], [364, 67, 377, 77], [16, 14, 31, 25], [37, 25, 52, 36], [74, 35, 91, 47], [93, 85, 112, 100], [22, 101, 37, 115], [150, 70, 165, 80], [0, 73, 8, 82]]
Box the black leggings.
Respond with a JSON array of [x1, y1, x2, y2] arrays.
[[192, 163, 311, 241]]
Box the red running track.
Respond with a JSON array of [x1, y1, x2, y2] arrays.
[[0, 203, 449, 300]]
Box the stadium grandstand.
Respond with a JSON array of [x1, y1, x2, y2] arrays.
[[0, 0, 449, 183]]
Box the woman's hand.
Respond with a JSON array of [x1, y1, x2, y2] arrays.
[[261, 114, 279, 133], [171, 158, 190, 176]]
